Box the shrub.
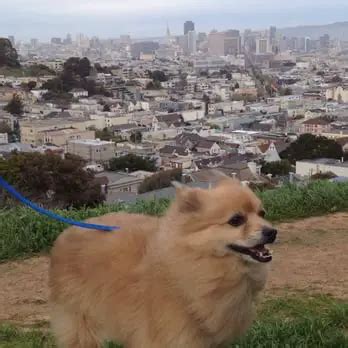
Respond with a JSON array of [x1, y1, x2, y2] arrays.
[[138, 169, 182, 194]]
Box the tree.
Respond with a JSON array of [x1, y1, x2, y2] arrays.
[[0, 121, 11, 134], [130, 131, 142, 144], [138, 169, 182, 194], [146, 80, 161, 90], [280, 134, 343, 164], [27, 81, 37, 90], [43, 57, 92, 96], [261, 160, 293, 177], [42, 78, 63, 92], [0, 38, 20, 67], [331, 75, 342, 83], [151, 70, 168, 82], [0, 152, 104, 208], [279, 87, 292, 96], [103, 104, 111, 112], [4, 94, 24, 116], [78, 57, 91, 78], [95, 128, 113, 141], [109, 154, 157, 172], [203, 94, 210, 116]]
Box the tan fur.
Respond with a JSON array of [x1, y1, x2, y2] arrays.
[[50, 178, 275, 348]]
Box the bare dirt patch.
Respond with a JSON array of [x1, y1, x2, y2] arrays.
[[0, 213, 347, 327]]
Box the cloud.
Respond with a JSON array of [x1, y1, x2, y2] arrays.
[[6, 0, 348, 16], [1, 0, 347, 40]]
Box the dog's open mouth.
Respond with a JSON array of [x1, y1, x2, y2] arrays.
[[228, 244, 273, 263]]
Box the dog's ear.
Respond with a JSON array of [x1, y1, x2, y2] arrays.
[[172, 182, 201, 213]]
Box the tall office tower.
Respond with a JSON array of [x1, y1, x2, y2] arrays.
[[269, 26, 277, 42], [184, 21, 195, 35], [30, 38, 38, 48], [64, 33, 72, 45], [51, 37, 62, 45], [224, 30, 241, 55], [187, 30, 197, 54], [208, 31, 225, 55], [320, 34, 330, 50], [305, 37, 312, 53], [256, 38, 270, 54]]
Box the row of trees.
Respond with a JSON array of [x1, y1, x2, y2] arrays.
[[109, 154, 157, 172], [42, 57, 112, 102]]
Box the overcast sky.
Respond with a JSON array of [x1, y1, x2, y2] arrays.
[[1, 0, 348, 40]]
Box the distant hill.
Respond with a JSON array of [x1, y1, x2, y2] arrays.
[[279, 21, 348, 40], [0, 38, 20, 68]]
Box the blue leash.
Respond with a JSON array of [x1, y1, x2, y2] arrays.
[[0, 176, 119, 232]]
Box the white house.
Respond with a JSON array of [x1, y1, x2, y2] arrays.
[[296, 159, 348, 178], [181, 109, 205, 122], [263, 142, 281, 163], [71, 88, 88, 99], [0, 133, 8, 144], [326, 86, 348, 103]]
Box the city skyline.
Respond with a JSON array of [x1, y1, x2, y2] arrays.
[[1, 0, 348, 40]]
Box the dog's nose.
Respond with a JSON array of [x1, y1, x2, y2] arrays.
[[262, 227, 277, 243]]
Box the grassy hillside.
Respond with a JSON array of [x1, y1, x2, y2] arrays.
[[1, 180, 348, 262], [0, 295, 347, 347]]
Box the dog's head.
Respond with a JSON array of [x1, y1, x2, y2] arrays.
[[164, 175, 277, 265]]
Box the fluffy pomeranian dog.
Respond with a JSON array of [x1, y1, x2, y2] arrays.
[[50, 175, 277, 348]]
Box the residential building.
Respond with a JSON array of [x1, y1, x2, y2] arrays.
[[299, 117, 332, 135], [96, 171, 144, 196], [67, 139, 116, 164], [39, 128, 95, 147], [296, 159, 348, 178], [0, 133, 8, 144], [71, 88, 88, 99], [326, 86, 348, 103], [261, 142, 281, 162], [20, 118, 90, 145], [194, 57, 226, 72], [195, 140, 222, 155]]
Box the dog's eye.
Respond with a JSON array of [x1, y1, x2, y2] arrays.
[[258, 210, 266, 218], [228, 213, 246, 227]]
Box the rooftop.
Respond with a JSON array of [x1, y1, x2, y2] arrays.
[[297, 158, 348, 168], [302, 117, 332, 125], [68, 139, 114, 146]]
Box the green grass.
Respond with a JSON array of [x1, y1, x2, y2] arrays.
[[1, 181, 348, 262], [0, 295, 347, 347]]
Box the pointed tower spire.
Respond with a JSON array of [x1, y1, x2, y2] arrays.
[[166, 22, 171, 38]]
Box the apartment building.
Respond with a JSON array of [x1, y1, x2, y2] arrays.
[[67, 139, 116, 164], [20, 118, 90, 145]]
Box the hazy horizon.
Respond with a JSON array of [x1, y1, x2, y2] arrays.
[[1, 0, 348, 41]]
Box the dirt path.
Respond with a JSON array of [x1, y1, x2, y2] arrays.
[[1, 213, 348, 327]]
